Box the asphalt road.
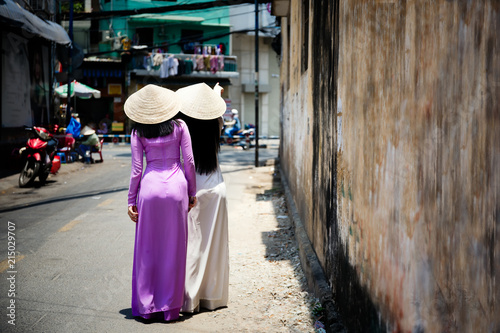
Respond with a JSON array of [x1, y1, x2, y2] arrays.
[[0, 141, 288, 333], [0, 146, 132, 262], [0, 142, 279, 263]]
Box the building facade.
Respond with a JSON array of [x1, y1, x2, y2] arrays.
[[63, 0, 281, 138], [65, 0, 245, 134], [0, 0, 71, 167], [229, 3, 281, 137]]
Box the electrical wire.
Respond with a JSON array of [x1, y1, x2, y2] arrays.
[[68, 0, 270, 20]]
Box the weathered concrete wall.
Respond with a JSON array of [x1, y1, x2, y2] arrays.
[[280, 0, 315, 263], [279, 0, 499, 331]]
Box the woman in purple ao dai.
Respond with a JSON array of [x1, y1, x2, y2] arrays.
[[125, 85, 197, 321]]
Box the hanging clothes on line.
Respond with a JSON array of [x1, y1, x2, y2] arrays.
[[153, 53, 163, 67], [160, 56, 169, 78], [210, 56, 218, 74], [169, 56, 179, 76]]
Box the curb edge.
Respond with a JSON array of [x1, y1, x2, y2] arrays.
[[280, 167, 347, 333]]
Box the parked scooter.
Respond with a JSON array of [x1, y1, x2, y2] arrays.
[[18, 126, 60, 187], [220, 124, 255, 150]]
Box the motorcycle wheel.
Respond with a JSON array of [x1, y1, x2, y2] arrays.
[[39, 168, 50, 184], [19, 160, 40, 188]]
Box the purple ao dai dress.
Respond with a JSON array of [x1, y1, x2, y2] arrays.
[[128, 120, 196, 321]]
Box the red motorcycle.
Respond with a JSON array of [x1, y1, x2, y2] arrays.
[[18, 126, 60, 187]]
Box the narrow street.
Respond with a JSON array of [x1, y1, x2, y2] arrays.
[[0, 141, 321, 332]]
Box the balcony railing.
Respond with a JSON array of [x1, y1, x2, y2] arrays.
[[29, 0, 55, 17], [129, 53, 238, 79]]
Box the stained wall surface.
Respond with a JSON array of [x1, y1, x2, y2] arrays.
[[279, 0, 499, 331]]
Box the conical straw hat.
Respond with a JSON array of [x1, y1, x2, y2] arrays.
[[124, 84, 181, 124], [213, 82, 224, 96], [81, 125, 95, 135], [175, 83, 227, 120]]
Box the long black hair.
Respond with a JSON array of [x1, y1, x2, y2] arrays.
[[177, 113, 221, 175], [131, 113, 181, 138]]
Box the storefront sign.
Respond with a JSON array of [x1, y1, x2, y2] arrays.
[[108, 83, 122, 96]]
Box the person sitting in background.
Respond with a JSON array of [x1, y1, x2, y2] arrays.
[[76, 126, 100, 163], [97, 114, 111, 134], [97, 121, 108, 134]]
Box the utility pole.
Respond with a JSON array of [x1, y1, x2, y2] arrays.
[[66, 0, 74, 125], [254, 0, 259, 167]]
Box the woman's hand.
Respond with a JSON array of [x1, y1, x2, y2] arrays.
[[128, 205, 138, 223], [188, 196, 197, 212]]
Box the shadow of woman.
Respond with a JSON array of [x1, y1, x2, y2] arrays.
[[119, 308, 192, 324]]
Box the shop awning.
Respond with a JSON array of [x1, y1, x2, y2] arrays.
[[55, 80, 101, 99], [0, 0, 71, 45]]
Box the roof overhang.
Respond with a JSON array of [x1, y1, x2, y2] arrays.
[[131, 74, 233, 88], [130, 68, 239, 80], [127, 14, 231, 28], [0, 0, 71, 45], [128, 14, 205, 23]]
